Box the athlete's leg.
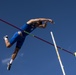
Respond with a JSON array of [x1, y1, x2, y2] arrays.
[[10, 37, 25, 62], [7, 47, 20, 70], [4, 35, 11, 48], [4, 31, 21, 48], [7, 34, 26, 70], [11, 31, 24, 60], [12, 48, 20, 60]]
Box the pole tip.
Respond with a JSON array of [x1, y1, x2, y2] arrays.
[[74, 52, 76, 57]]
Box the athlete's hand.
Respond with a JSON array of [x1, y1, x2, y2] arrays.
[[48, 19, 55, 24], [51, 20, 55, 24]]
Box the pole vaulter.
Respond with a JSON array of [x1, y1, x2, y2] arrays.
[[0, 18, 76, 57]]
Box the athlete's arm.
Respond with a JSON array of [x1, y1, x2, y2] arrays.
[[27, 19, 40, 24], [37, 18, 54, 23], [27, 18, 54, 24], [37, 18, 55, 24]]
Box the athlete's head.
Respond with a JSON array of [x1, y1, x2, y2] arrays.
[[36, 21, 42, 25], [33, 21, 42, 27]]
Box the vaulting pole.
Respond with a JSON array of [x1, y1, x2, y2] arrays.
[[51, 31, 66, 75]]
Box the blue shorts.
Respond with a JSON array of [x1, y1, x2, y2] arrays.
[[10, 32, 26, 49]]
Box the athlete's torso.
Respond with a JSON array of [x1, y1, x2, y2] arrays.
[[20, 23, 36, 36]]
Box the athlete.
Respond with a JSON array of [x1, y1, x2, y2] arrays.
[[3, 18, 54, 70]]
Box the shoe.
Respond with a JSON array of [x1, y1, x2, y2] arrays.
[[3, 35, 8, 40], [4, 35, 8, 39], [7, 63, 12, 70]]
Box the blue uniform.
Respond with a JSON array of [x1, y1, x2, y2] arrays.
[[10, 24, 36, 49]]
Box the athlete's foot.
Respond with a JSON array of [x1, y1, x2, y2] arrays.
[[3, 35, 8, 40], [7, 63, 12, 70]]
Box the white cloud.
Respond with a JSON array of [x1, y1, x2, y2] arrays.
[[2, 57, 10, 64]]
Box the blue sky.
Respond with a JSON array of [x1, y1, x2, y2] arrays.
[[0, 0, 76, 75]]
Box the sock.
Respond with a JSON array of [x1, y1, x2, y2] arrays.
[[4, 38, 8, 41], [9, 59, 13, 64]]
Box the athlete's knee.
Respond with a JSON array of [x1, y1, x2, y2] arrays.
[[18, 31, 23, 36]]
